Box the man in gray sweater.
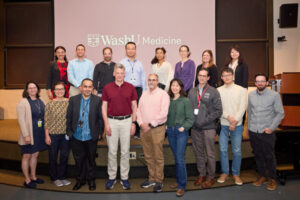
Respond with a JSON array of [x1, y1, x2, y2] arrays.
[[248, 73, 284, 191], [188, 68, 222, 188]]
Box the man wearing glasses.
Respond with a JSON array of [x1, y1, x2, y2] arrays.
[[248, 73, 284, 191], [137, 74, 170, 193]]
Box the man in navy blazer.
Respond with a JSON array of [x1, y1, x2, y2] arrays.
[[67, 78, 104, 191]]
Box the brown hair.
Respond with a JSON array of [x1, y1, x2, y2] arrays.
[[202, 49, 214, 67], [22, 81, 40, 98]]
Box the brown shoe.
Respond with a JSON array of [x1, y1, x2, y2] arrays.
[[217, 174, 228, 183], [266, 179, 277, 191], [169, 183, 178, 189], [233, 175, 243, 185], [194, 176, 206, 186], [253, 177, 267, 186], [202, 178, 215, 188], [176, 189, 184, 197]]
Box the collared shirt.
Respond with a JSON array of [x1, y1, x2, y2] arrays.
[[73, 96, 92, 141], [152, 61, 174, 91], [174, 59, 196, 91], [217, 83, 247, 126], [67, 58, 94, 87], [137, 87, 170, 127], [101, 81, 137, 116], [120, 57, 146, 91], [93, 61, 115, 93], [248, 88, 284, 132]]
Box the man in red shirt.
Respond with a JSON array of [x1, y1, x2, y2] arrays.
[[101, 63, 138, 190]]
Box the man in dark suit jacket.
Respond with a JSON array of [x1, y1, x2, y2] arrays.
[[67, 78, 104, 191]]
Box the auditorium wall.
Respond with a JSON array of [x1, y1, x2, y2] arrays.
[[273, 0, 300, 74]]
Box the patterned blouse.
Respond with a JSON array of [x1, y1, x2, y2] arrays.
[[44, 100, 69, 134]]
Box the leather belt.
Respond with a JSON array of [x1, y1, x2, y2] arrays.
[[108, 115, 131, 120]]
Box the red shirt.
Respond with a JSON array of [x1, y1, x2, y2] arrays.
[[102, 81, 137, 116]]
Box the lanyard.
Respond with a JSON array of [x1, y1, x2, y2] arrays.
[[81, 99, 89, 119], [196, 85, 209, 108]]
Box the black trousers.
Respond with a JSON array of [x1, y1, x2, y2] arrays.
[[249, 131, 277, 179], [71, 138, 97, 183]]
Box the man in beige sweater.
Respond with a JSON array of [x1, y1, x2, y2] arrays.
[[217, 67, 247, 185]]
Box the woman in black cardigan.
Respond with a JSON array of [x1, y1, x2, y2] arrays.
[[225, 45, 248, 88], [47, 46, 70, 99], [194, 49, 218, 88]]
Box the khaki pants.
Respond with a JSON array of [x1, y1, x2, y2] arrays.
[[140, 125, 166, 183], [69, 86, 80, 97], [107, 117, 131, 180]]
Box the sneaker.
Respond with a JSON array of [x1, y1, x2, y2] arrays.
[[266, 179, 277, 191], [153, 182, 163, 193], [31, 178, 44, 184], [233, 175, 243, 185], [120, 179, 131, 190], [134, 135, 140, 139], [24, 181, 36, 189], [105, 179, 117, 189], [253, 176, 267, 187], [140, 180, 156, 188], [217, 174, 228, 183], [54, 180, 63, 187], [61, 179, 71, 186], [176, 189, 185, 197]]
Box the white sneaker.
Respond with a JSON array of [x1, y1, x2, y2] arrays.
[[54, 180, 63, 187], [61, 179, 71, 186]]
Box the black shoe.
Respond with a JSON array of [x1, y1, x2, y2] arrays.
[[31, 178, 44, 184], [72, 181, 85, 190], [88, 180, 96, 191], [153, 182, 163, 193], [24, 181, 36, 189]]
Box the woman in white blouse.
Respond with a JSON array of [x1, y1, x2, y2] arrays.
[[151, 47, 174, 91]]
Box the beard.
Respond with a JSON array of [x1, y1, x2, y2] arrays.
[[257, 86, 266, 91], [104, 57, 112, 62]]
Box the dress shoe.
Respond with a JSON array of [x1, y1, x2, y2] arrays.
[[88, 180, 96, 191], [169, 183, 178, 189], [266, 179, 277, 191], [202, 178, 215, 188], [253, 176, 267, 186], [72, 181, 85, 190], [24, 181, 36, 189], [176, 189, 185, 197], [194, 176, 206, 186]]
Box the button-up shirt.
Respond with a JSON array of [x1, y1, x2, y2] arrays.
[[248, 88, 284, 132], [73, 96, 92, 141], [120, 57, 146, 91], [67, 58, 94, 88], [137, 87, 170, 127]]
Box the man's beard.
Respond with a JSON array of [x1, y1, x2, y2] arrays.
[[257, 86, 266, 91]]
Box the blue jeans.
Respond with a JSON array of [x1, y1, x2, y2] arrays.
[[219, 125, 243, 175], [167, 126, 188, 189]]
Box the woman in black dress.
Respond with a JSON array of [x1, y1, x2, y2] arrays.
[[17, 81, 47, 188]]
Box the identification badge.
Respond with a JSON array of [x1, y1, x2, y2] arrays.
[[78, 121, 83, 127], [194, 109, 199, 115], [65, 135, 69, 141], [37, 120, 42, 127]]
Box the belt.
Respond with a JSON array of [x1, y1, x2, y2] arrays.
[[108, 115, 131, 120], [150, 123, 165, 128]]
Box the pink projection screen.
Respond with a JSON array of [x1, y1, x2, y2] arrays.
[[54, 0, 215, 75]]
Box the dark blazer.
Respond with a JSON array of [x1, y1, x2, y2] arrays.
[[234, 62, 248, 88], [66, 94, 104, 141], [194, 64, 218, 88], [46, 62, 61, 90]]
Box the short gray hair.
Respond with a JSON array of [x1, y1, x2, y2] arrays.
[[114, 63, 125, 72], [148, 73, 159, 81]]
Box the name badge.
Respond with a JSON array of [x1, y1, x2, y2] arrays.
[[65, 135, 69, 141], [37, 120, 42, 127], [194, 109, 199, 115]]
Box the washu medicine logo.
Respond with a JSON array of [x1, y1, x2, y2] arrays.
[[87, 34, 182, 47]]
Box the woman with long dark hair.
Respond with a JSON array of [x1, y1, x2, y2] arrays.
[[44, 82, 70, 187], [17, 81, 47, 188], [166, 78, 194, 197], [46, 46, 70, 99], [151, 47, 173, 91], [225, 45, 248, 88], [174, 45, 196, 93], [194, 50, 218, 87]]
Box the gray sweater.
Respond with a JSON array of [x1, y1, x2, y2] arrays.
[[188, 84, 223, 130], [248, 88, 284, 133]]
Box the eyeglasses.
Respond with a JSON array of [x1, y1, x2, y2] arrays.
[[55, 88, 65, 91], [198, 75, 208, 78], [148, 79, 158, 82], [222, 74, 233, 78]]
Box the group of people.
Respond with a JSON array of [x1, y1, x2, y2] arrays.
[[16, 42, 284, 197]]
